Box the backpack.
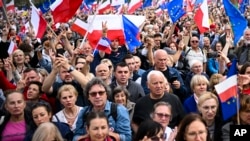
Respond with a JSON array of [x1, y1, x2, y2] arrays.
[[54, 115, 74, 140], [83, 103, 118, 121]]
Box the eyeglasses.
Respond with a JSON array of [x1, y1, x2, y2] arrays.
[[186, 130, 207, 138], [89, 91, 106, 97], [155, 113, 171, 119], [191, 40, 199, 43], [150, 134, 166, 141]]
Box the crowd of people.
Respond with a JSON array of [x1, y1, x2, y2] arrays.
[[1, 1, 250, 141]]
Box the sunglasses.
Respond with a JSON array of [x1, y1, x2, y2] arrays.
[[89, 91, 106, 97], [155, 113, 171, 119], [191, 40, 199, 43], [150, 134, 166, 141]]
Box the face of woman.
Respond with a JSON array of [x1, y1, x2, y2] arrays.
[[13, 52, 25, 64], [193, 82, 207, 96], [114, 91, 127, 106], [240, 109, 250, 125], [144, 129, 165, 141], [27, 84, 40, 100], [199, 98, 218, 121], [5, 92, 26, 116], [152, 105, 171, 129], [169, 43, 177, 51], [87, 118, 109, 141], [245, 67, 250, 76], [60, 91, 77, 108], [32, 107, 52, 126], [184, 120, 208, 141]]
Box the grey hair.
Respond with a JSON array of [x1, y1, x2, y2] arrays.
[[85, 77, 111, 99], [147, 70, 165, 82]]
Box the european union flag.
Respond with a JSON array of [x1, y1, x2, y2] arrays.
[[85, 0, 95, 5], [223, 0, 247, 45], [39, 0, 56, 14], [122, 15, 141, 53], [239, 0, 248, 14], [160, 2, 169, 10], [142, 0, 152, 8], [167, 0, 186, 23]]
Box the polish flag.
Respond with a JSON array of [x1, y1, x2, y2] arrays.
[[97, 0, 111, 14], [71, 18, 93, 36], [86, 15, 145, 48], [30, 6, 47, 39], [194, 0, 209, 33], [128, 0, 143, 14], [96, 37, 112, 54], [8, 41, 18, 55], [6, 0, 15, 12], [50, 0, 82, 23], [111, 0, 125, 6]]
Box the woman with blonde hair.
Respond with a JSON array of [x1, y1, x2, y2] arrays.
[[32, 122, 63, 141], [184, 74, 209, 113], [197, 91, 223, 141], [52, 84, 83, 132]]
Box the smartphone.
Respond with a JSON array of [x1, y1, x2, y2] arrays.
[[169, 76, 178, 83], [56, 49, 65, 57]]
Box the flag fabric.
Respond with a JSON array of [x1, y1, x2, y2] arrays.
[[194, 0, 209, 33], [50, 0, 82, 23], [96, 37, 112, 54], [223, 0, 247, 45], [39, 0, 56, 14], [142, 0, 152, 8], [30, 6, 47, 39], [71, 18, 93, 36], [6, 0, 15, 12], [122, 15, 141, 52], [111, 0, 125, 6], [97, 0, 111, 14], [215, 59, 238, 121], [0, 0, 3, 7], [86, 15, 145, 52], [239, 0, 248, 14], [85, 0, 95, 5], [167, 0, 186, 23], [7, 41, 17, 55], [128, 0, 143, 14], [159, 2, 169, 10]]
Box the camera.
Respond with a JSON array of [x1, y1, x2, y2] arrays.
[[207, 52, 220, 58]]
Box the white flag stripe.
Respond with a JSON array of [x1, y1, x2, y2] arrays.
[[214, 75, 237, 94]]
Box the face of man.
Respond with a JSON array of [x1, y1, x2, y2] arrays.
[[244, 29, 250, 44], [203, 37, 210, 47], [111, 39, 119, 50], [190, 36, 199, 48], [147, 73, 165, 98], [124, 58, 135, 73], [59, 68, 73, 83], [191, 62, 203, 74], [154, 36, 162, 47], [114, 66, 130, 85], [154, 51, 168, 71], [134, 56, 141, 71], [23, 70, 40, 86], [96, 64, 110, 81], [88, 84, 107, 110]]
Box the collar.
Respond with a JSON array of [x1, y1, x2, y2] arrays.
[[116, 80, 128, 87], [194, 94, 199, 104]]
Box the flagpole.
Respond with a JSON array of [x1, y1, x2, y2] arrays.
[[79, 0, 103, 48], [236, 91, 240, 125], [29, 0, 58, 38], [1, 0, 10, 25]]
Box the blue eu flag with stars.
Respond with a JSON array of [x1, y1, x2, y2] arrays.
[[122, 15, 141, 53], [39, 0, 56, 14], [167, 0, 186, 23], [223, 0, 247, 45]]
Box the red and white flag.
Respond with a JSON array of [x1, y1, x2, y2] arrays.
[[30, 6, 47, 39], [50, 0, 82, 23], [194, 0, 209, 33], [111, 0, 125, 6], [8, 41, 17, 55], [96, 37, 112, 54], [97, 0, 111, 14], [6, 0, 15, 12], [71, 18, 93, 36], [127, 0, 142, 14]]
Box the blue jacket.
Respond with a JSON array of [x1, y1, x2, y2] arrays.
[[73, 101, 131, 141], [183, 95, 198, 114], [141, 67, 188, 103], [207, 58, 219, 75]]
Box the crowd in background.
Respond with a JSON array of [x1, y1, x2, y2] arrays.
[[1, 1, 250, 141]]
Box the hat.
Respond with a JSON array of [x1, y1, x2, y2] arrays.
[[210, 24, 216, 29]]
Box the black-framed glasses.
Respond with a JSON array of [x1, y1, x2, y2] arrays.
[[89, 91, 106, 97]]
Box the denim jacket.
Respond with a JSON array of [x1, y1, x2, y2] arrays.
[[73, 101, 131, 141]]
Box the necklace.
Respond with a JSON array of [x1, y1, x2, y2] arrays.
[[63, 106, 78, 119], [16, 65, 24, 74]]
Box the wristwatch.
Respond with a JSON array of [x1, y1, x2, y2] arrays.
[[67, 66, 75, 73]]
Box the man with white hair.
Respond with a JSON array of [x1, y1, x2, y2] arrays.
[[185, 59, 209, 95]]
